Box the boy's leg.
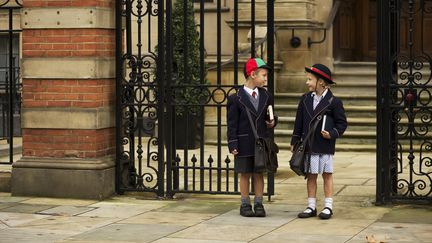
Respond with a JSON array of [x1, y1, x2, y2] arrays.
[[252, 173, 264, 197], [239, 173, 254, 217], [319, 173, 334, 219], [298, 174, 318, 218], [240, 173, 252, 198], [252, 173, 266, 217]]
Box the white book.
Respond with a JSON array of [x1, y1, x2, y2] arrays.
[[267, 105, 274, 120], [321, 115, 327, 131]]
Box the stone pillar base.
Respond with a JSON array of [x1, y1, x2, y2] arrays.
[[11, 156, 115, 200]]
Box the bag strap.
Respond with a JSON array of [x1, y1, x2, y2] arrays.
[[245, 107, 259, 140], [303, 96, 334, 176], [303, 96, 334, 146]]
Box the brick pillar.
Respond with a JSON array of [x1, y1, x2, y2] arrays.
[[12, 0, 116, 199]]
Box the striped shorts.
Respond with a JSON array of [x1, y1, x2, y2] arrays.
[[304, 154, 334, 174]]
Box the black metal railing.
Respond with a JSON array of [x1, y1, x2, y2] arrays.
[[116, 0, 275, 198], [0, 0, 22, 165], [377, 0, 432, 204]]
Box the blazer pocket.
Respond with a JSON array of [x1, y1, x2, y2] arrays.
[[238, 134, 248, 137]]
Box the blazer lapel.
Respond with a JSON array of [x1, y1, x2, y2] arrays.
[[312, 89, 334, 118], [237, 87, 258, 116], [303, 93, 314, 119]]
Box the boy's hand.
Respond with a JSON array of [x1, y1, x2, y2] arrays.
[[321, 130, 331, 139], [266, 119, 275, 128], [231, 149, 238, 155]]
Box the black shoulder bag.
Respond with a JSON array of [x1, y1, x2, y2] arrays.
[[245, 107, 279, 173], [290, 97, 333, 176]]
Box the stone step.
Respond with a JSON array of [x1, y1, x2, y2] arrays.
[[333, 72, 376, 83], [333, 61, 376, 73], [274, 104, 376, 118], [276, 117, 376, 131], [331, 81, 376, 94], [206, 140, 377, 152], [274, 92, 377, 106]]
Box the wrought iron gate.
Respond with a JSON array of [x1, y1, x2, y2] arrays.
[[0, 0, 22, 165], [116, 0, 275, 197], [377, 0, 432, 204]]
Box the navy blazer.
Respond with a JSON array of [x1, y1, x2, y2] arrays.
[[290, 90, 347, 155], [227, 87, 277, 157]]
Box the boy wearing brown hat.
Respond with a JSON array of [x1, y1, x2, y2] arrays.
[[291, 64, 347, 219], [227, 57, 276, 217]]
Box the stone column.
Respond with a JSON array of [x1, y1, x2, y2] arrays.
[[235, 0, 334, 93], [11, 0, 116, 199]]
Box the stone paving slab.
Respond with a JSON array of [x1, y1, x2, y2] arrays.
[[378, 205, 432, 224], [0, 202, 17, 210], [272, 218, 375, 236], [156, 200, 238, 214], [0, 220, 8, 229], [79, 203, 166, 219], [22, 197, 97, 207], [0, 212, 50, 227], [17, 215, 120, 235], [61, 223, 185, 243], [347, 222, 432, 243], [170, 223, 275, 242], [37, 205, 96, 217], [336, 185, 376, 197], [119, 211, 217, 226], [0, 228, 72, 243], [251, 232, 352, 243], [152, 238, 246, 243], [0, 193, 29, 203], [205, 208, 296, 227], [1, 203, 54, 214]]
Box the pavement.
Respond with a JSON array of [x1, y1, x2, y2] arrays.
[[0, 151, 431, 243]]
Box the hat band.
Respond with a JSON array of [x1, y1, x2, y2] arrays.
[[311, 67, 332, 82]]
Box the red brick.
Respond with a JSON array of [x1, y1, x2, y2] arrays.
[[23, 128, 115, 159]]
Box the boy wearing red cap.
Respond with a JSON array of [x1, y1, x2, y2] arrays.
[[291, 64, 347, 219], [227, 57, 276, 217]]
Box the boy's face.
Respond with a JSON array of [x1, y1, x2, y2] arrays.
[[249, 68, 268, 87]]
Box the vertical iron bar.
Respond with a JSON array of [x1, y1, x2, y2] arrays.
[[216, 0, 222, 192], [115, 0, 123, 193], [126, 0, 132, 55], [376, 0, 385, 205], [407, 0, 414, 197], [251, 0, 255, 57], [8, 9, 13, 164], [137, 0, 143, 181], [266, 0, 275, 201], [127, 0, 135, 188], [376, 0, 393, 205], [234, 0, 238, 85], [390, 0, 399, 199], [183, 0, 189, 191], [199, 0, 205, 192], [166, 0, 174, 197], [156, 0, 165, 197]]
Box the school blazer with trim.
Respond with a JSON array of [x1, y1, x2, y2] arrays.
[[290, 90, 347, 155], [226, 87, 277, 157]]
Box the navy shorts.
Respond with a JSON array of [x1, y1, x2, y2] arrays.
[[234, 156, 256, 173]]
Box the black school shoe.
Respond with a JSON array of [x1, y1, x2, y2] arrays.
[[318, 207, 333, 219], [254, 203, 266, 217], [297, 207, 317, 218], [240, 203, 255, 217]]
